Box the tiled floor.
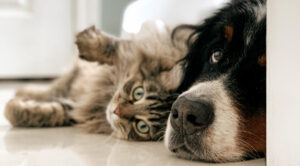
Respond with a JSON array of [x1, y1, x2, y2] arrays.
[[0, 81, 265, 166]]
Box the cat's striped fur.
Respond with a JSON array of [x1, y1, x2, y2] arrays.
[[5, 23, 190, 141]]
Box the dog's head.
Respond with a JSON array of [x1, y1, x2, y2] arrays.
[[165, 0, 266, 162]]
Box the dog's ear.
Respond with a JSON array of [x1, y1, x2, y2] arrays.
[[76, 26, 118, 65]]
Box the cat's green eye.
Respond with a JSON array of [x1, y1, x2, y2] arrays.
[[132, 87, 144, 101], [136, 120, 149, 134]]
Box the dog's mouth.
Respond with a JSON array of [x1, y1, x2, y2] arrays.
[[167, 128, 264, 162], [171, 144, 202, 160], [167, 129, 206, 161]]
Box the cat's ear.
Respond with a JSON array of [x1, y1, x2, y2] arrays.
[[76, 25, 118, 65], [171, 25, 196, 52], [159, 63, 183, 91]]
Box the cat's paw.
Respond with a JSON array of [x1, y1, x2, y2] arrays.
[[76, 26, 117, 65], [76, 25, 101, 62], [4, 98, 71, 127], [4, 98, 34, 127]]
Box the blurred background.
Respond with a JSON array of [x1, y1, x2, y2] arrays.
[[0, 0, 133, 78], [0, 0, 226, 79]]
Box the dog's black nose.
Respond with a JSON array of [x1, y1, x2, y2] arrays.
[[170, 95, 214, 135]]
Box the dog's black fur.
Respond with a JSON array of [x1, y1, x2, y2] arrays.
[[165, 0, 266, 162], [179, 0, 266, 115]]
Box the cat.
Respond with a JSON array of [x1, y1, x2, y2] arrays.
[[4, 22, 190, 141]]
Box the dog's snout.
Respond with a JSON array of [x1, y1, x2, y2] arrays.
[[170, 95, 214, 135]]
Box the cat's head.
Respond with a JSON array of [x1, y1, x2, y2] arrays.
[[76, 22, 190, 141], [106, 51, 184, 141]]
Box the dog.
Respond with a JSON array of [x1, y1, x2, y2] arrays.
[[164, 0, 266, 162]]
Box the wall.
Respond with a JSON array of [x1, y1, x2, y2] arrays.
[[100, 0, 134, 36], [268, 0, 300, 165]]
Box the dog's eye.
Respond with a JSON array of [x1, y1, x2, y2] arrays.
[[210, 51, 223, 64]]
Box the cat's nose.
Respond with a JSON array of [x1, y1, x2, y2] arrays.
[[170, 95, 214, 135], [114, 107, 121, 116]]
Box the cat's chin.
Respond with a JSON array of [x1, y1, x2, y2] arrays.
[[111, 131, 126, 139], [105, 102, 118, 128], [105, 101, 127, 139]]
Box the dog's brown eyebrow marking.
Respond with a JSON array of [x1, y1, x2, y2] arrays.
[[224, 26, 234, 41], [258, 54, 266, 67]]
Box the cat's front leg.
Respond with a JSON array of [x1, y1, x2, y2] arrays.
[[76, 26, 119, 65]]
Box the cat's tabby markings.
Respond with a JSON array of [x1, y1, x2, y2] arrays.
[[5, 23, 191, 141]]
